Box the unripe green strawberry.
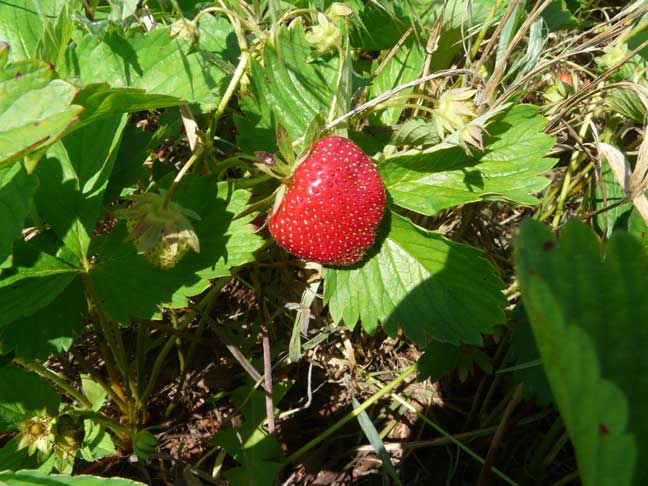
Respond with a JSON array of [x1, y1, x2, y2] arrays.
[[52, 415, 83, 460], [115, 192, 200, 269]]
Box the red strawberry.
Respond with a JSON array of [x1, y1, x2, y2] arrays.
[[268, 136, 386, 266]]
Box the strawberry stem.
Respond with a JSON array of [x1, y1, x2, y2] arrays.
[[162, 145, 205, 209]]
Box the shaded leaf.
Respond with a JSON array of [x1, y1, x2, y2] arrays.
[[90, 179, 263, 322], [34, 115, 128, 261], [0, 243, 78, 330], [0, 162, 38, 268], [0, 278, 85, 361], [515, 220, 648, 485], [211, 382, 290, 486], [0, 470, 146, 485], [324, 212, 505, 345], [0, 365, 60, 433]]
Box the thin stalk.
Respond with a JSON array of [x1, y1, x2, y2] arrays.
[[477, 384, 523, 486], [281, 364, 416, 466], [543, 430, 570, 468], [551, 112, 594, 227], [81, 273, 132, 421], [528, 415, 564, 474], [17, 360, 92, 409], [469, 0, 505, 61], [211, 50, 250, 129], [161, 146, 205, 209]]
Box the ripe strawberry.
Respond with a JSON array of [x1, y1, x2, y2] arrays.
[[268, 136, 386, 266]]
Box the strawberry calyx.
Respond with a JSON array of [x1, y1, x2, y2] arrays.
[[114, 192, 200, 269]]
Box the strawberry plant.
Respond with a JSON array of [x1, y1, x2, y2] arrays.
[[1, 1, 648, 485]]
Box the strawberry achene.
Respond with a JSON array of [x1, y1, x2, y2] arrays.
[[268, 136, 386, 266]]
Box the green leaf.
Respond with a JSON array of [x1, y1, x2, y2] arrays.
[[627, 209, 648, 248], [0, 243, 78, 330], [234, 24, 338, 152], [540, 0, 580, 31], [211, 382, 290, 485], [0, 436, 39, 471], [349, 3, 410, 51], [197, 13, 239, 64], [508, 305, 553, 405], [0, 60, 82, 168], [324, 212, 505, 345], [391, 118, 440, 147], [35, 2, 74, 68], [0, 470, 146, 485], [604, 88, 645, 124], [593, 163, 632, 238], [0, 162, 38, 268], [90, 178, 263, 322], [34, 115, 128, 261], [80, 420, 116, 462], [368, 38, 424, 125], [417, 341, 461, 381], [380, 105, 556, 216], [515, 220, 648, 485], [67, 27, 230, 111], [0, 365, 60, 433], [0, 0, 69, 61], [132, 430, 157, 461], [0, 278, 85, 361], [73, 84, 182, 129]]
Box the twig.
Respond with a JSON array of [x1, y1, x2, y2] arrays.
[[292, 69, 481, 146], [477, 384, 523, 486], [262, 328, 275, 435]]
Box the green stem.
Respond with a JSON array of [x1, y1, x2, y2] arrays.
[[17, 360, 92, 409], [211, 50, 250, 130], [162, 145, 205, 209], [281, 364, 416, 466], [551, 111, 593, 227]]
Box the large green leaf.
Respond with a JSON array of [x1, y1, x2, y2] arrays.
[[0, 59, 82, 168], [0, 243, 78, 330], [324, 212, 505, 345], [0, 365, 60, 433], [515, 220, 648, 485], [234, 24, 338, 152], [379, 105, 556, 215], [0, 0, 69, 61], [34, 115, 127, 262], [368, 39, 424, 125], [0, 471, 145, 486], [90, 178, 263, 322], [0, 278, 85, 361], [0, 162, 38, 268], [67, 27, 230, 111]]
